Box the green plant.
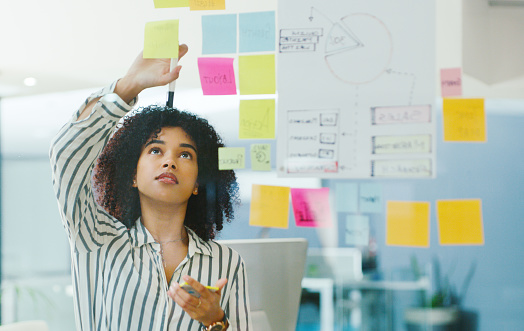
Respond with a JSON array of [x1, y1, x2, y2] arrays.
[[410, 255, 476, 308]]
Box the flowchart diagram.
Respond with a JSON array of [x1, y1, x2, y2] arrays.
[[277, 0, 436, 178]]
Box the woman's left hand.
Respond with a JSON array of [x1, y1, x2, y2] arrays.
[[168, 275, 228, 327]]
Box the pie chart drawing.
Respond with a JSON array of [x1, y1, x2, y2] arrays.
[[325, 13, 393, 84]]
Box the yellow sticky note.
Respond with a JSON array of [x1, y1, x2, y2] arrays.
[[239, 99, 275, 139], [249, 184, 290, 228], [189, 0, 225, 11], [144, 20, 179, 59], [239, 55, 276, 95], [437, 199, 484, 245], [154, 0, 189, 8], [443, 98, 486, 142], [251, 144, 271, 171], [218, 147, 245, 170], [386, 201, 430, 247]]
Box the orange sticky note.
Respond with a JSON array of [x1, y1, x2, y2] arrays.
[[386, 201, 430, 247], [238, 55, 276, 95], [189, 0, 225, 11], [443, 98, 486, 142], [249, 184, 290, 229], [437, 199, 484, 245]]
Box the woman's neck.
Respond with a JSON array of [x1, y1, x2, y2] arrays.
[[140, 200, 188, 242]]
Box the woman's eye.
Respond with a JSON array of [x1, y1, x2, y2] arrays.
[[149, 147, 162, 155], [180, 151, 193, 159]]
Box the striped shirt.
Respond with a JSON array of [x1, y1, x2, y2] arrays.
[[49, 83, 252, 331]]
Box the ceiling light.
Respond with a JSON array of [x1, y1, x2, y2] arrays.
[[23, 77, 37, 87]]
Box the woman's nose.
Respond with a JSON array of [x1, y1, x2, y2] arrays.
[[162, 159, 176, 169]]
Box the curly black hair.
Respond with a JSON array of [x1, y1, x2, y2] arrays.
[[93, 105, 239, 241]]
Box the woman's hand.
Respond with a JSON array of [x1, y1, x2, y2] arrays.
[[168, 275, 228, 327], [115, 44, 189, 104]]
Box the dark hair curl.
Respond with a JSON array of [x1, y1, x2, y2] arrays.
[[93, 105, 239, 241]]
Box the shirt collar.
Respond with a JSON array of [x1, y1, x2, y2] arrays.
[[130, 218, 213, 257]]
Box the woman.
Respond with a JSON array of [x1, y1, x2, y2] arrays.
[[50, 45, 252, 330]]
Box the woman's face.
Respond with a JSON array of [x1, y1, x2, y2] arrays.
[[133, 126, 199, 207]]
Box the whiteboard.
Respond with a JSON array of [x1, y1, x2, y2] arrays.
[[276, 0, 436, 178]]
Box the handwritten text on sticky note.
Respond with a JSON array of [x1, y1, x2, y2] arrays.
[[443, 98, 486, 142], [250, 184, 290, 228], [437, 199, 484, 245], [144, 20, 179, 59], [346, 215, 370, 246], [198, 57, 236, 95], [218, 147, 245, 170], [440, 67, 462, 97], [239, 99, 275, 139], [251, 144, 271, 171], [190, 0, 225, 11], [239, 11, 276, 52], [386, 201, 430, 247], [291, 188, 333, 228]]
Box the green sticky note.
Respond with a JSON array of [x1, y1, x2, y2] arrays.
[[251, 144, 271, 171], [238, 55, 276, 95], [144, 20, 179, 59], [154, 0, 189, 8], [239, 99, 275, 139], [218, 147, 245, 170]]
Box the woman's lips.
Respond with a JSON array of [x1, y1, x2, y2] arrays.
[[156, 172, 178, 184]]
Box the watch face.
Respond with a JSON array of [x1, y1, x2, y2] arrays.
[[210, 324, 224, 331]]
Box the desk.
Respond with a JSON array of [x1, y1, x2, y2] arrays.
[[301, 277, 430, 331]]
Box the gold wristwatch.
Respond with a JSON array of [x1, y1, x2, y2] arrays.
[[205, 313, 228, 331]]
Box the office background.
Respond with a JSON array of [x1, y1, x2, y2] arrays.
[[1, 0, 524, 330]]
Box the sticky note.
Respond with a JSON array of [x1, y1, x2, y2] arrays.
[[218, 147, 245, 170], [239, 11, 276, 52], [335, 183, 358, 213], [197, 57, 236, 95], [249, 185, 290, 228], [443, 98, 486, 142], [239, 99, 275, 139], [437, 199, 484, 245], [202, 14, 237, 54], [440, 68, 462, 97], [190, 0, 225, 11], [153, 0, 189, 8], [143, 20, 179, 59], [239, 55, 276, 95], [386, 201, 430, 247], [251, 144, 271, 171], [346, 215, 369, 246], [360, 183, 383, 213], [291, 188, 333, 228]]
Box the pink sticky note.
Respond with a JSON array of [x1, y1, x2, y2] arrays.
[[197, 57, 237, 95], [291, 188, 333, 228], [440, 68, 462, 97]]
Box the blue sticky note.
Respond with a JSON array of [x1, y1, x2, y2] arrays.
[[239, 11, 275, 52], [202, 14, 237, 55], [359, 183, 383, 213], [346, 215, 370, 246], [335, 183, 358, 213]]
